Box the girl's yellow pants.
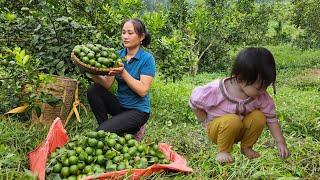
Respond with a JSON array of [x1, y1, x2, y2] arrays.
[[207, 110, 266, 152]]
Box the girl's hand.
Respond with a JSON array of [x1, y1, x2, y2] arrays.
[[195, 108, 207, 122], [108, 63, 124, 76], [277, 142, 290, 159]]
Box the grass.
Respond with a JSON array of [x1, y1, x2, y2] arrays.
[[0, 45, 319, 179]]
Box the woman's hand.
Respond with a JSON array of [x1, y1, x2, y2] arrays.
[[108, 63, 124, 76], [277, 142, 290, 159]]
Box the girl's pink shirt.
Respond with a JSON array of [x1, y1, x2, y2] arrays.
[[189, 78, 279, 127]]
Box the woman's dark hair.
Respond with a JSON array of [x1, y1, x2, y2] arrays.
[[122, 19, 151, 47], [231, 47, 276, 92]]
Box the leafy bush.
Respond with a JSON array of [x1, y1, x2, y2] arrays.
[[292, 0, 320, 49], [0, 47, 61, 120]]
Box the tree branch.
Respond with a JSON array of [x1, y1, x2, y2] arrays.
[[47, 13, 60, 45], [199, 42, 213, 60]]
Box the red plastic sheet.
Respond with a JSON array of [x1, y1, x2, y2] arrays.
[[28, 118, 193, 180]]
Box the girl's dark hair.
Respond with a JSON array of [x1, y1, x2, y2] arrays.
[[122, 19, 151, 47], [231, 47, 276, 92]]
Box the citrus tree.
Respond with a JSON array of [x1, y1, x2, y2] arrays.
[[292, 0, 320, 49]]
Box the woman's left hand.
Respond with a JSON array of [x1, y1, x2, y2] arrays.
[[108, 63, 124, 76]]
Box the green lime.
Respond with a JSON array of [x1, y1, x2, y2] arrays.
[[149, 150, 156, 156], [109, 133, 118, 139], [114, 143, 123, 151], [62, 158, 69, 166], [78, 151, 88, 161], [77, 138, 87, 146], [75, 147, 83, 154], [95, 149, 103, 156], [79, 52, 86, 57], [83, 165, 93, 174], [67, 150, 76, 157], [68, 175, 77, 180], [118, 137, 126, 145], [69, 164, 78, 175], [77, 162, 86, 170], [124, 134, 133, 141], [89, 59, 96, 66], [95, 167, 105, 173], [83, 48, 89, 54], [96, 155, 105, 165], [101, 51, 108, 57], [52, 162, 62, 173], [85, 147, 94, 155], [92, 47, 100, 52], [106, 139, 116, 147], [60, 167, 70, 178], [68, 156, 79, 165], [85, 155, 94, 164], [86, 44, 95, 49], [96, 141, 104, 149], [113, 155, 123, 163], [110, 53, 117, 60], [106, 163, 117, 171], [105, 150, 117, 159], [123, 153, 131, 160], [116, 162, 126, 170], [137, 145, 145, 153], [97, 130, 106, 138], [108, 48, 116, 52], [95, 62, 102, 68], [128, 147, 137, 156], [67, 142, 76, 149], [73, 48, 81, 55], [122, 146, 129, 154], [87, 131, 98, 138], [88, 138, 98, 147], [82, 56, 89, 63], [95, 53, 101, 58], [127, 139, 137, 147], [135, 160, 148, 169], [97, 57, 104, 63], [87, 52, 95, 59], [152, 144, 158, 150]]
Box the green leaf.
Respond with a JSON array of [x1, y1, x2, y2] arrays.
[[15, 53, 23, 65], [56, 61, 64, 69], [20, 50, 26, 58], [5, 13, 16, 22], [22, 55, 30, 65]]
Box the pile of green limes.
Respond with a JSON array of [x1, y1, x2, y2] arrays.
[[46, 130, 170, 179], [73, 44, 123, 69]]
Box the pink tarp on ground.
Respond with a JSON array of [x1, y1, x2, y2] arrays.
[[28, 118, 193, 180]]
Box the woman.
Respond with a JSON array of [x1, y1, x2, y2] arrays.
[[87, 19, 156, 140]]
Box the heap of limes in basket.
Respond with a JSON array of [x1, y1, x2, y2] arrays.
[[46, 130, 170, 179], [73, 44, 123, 69]]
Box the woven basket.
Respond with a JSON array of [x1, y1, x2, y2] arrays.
[[70, 52, 110, 75], [31, 75, 77, 124]]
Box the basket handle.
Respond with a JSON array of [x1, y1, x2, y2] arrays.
[[64, 81, 87, 127]]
